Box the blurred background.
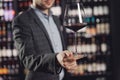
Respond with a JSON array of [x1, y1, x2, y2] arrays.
[[0, 0, 120, 80]]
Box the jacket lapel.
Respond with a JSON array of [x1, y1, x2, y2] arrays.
[[27, 7, 66, 51], [27, 8, 54, 52]]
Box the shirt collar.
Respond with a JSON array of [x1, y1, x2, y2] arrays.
[[30, 5, 53, 18]]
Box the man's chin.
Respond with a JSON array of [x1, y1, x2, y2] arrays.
[[45, 5, 52, 8]]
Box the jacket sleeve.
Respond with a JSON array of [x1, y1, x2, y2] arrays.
[[12, 16, 62, 74]]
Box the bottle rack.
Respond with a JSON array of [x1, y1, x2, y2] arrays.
[[0, 0, 113, 80], [0, 0, 24, 80], [64, 0, 112, 80]]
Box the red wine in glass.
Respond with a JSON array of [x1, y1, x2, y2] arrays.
[[64, 23, 87, 32]]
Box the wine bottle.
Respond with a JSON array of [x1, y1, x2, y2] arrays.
[[2, 23, 7, 42], [96, 18, 102, 35], [87, 61, 93, 75], [103, 5, 109, 15], [1, 46, 7, 58], [77, 36, 82, 54], [3, 3, 9, 21], [85, 37, 91, 56], [104, 18, 110, 35], [6, 22, 12, 42], [92, 62, 97, 74], [0, 47, 2, 58], [91, 37, 97, 55], [51, 0, 62, 16], [100, 36, 108, 55], [6, 42, 12, 58], [67, 33, 75, 53], [96, 60, 102, 75], [0, 5, 4, 17], [81, 37, 87, 55], [100, 61, 107, 74], [8, 2, 15, 21], [0, 24, 2, 42]]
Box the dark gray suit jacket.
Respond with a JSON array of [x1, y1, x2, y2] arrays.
[[12, 7, 66, 80]]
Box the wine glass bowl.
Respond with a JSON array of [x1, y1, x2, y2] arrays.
[[64, 22, 87, 32], [63, 0, 87, 31], [63, 0, 87, 54]]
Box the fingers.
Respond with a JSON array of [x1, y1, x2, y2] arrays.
[[56, 50, 74, 68], [63, 56, 75, 62], [63, 51, 85, 60], [56, 50, 84, 70], [58, 51, 85, 75], [63, 56, 77, 70], [64, 60, 77, 67], [63, 61, 77, 70], [63, 54, 84, 62], [74, 54, 84, 60], [67, 66, 78, 73], [63, 50, 73, 57]]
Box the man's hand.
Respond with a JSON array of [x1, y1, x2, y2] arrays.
[[56, 50, 73, 68], [63, 55, 77, 70], [56, 50, 84, 71]]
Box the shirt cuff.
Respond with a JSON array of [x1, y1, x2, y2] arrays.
[[55, 53, 62, 74]]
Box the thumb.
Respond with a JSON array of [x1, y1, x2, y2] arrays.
[[63, 50, 73, 57]]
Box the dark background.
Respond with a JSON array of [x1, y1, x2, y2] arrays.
[[110, 0, 120, 80]]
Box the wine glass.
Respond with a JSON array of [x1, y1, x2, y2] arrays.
[[63, 0, 88, 75], [63, 0, 87, 58]]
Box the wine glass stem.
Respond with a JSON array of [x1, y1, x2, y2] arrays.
[[74, 32, 77, 54]]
